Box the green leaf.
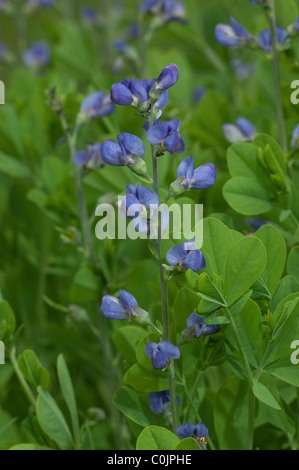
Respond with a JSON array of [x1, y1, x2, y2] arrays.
[[175, 438, 202, 450], [223, 237, 267, 305], [113, 387, 152, 428], [254, 225, 286, 295], [200, 217, 234, 279], [213, 376, 249, 450], [227, 142, 270, 185], [18, 350, 49, 389], [252, 382, 281, 410], [70, 266, 100, 303], [197, 273, 227, 314], [10, 444, 53, 450], [114, 326, 147, 364], [136, 426, 179, 450], [173, 287, 199, 331], [252, 134, 286, 174], [124, 364, 168, 392], [0, 301, 16, 342], [0, 151, 31, 179], [225, 299, 263, 368], [223, 177, 274, 216], [36, 387, 74, 449], [57, 354, 80, 449], [286, 247, 299, 281]]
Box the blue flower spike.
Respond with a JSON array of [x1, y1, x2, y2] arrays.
[[176, 422, 209, 450], [145, 341, 180, 369], [166, 239, 206, 272]]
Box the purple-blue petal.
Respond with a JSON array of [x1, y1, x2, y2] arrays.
[[190, 163, 217, 189], [101, 140, 125, 166], [100, 295, 127, 319]]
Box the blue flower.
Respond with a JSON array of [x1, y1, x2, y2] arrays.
[[291, 124, 299, 149], [101, 289, 139, 320], [73, 143, 104, 170], [215, 17, 251, 47], [149, 63, 179, 100], [245, 219, 267, 231], [258, 27, 289, 53], [149, 390, 181, 414], [176, 422, 209, 449], [145, 341, 180, 369], [111, 77, 168, 111], [223, 117, 256, 143], [147, 120, 185, 155], [183, 312, 221, 338], [23, 41, 50, 67], [121, 184, 169, 233], [141, 0, 186, 24], [101, 133, 145, 166], [80, 91, 115, 119], [169, 156, 216, 196], [166, 239, 206, 272], [0, 0, 8, 11]]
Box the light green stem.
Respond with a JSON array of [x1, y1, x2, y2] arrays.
[[10, 347, 36, 408]]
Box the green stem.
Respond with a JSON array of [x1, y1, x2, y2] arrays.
[[267, 0, 287, 154], [149, 120, 179, 432], [247, 387, 256, 451], [10, 347, 36, 408]]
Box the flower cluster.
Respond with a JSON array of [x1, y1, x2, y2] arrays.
[[141, 0, 186, 25]]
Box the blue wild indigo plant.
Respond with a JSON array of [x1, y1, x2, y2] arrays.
[[0, 0, 299, 452]]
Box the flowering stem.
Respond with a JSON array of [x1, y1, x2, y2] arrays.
[[149, 120, 179, 432], [267, 0, 287, 154]]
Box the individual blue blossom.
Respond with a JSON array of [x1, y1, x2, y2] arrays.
[[291, 124, 299, 149], [176, 422, 209, 450], [111, 77, 168, 112], [141, 0, 186, 24], [215, 17, 252, 47], [166, 239, 206, 272], [80, 91, 115, 119], [147, 119, 185, 155], [82, 6, 98, 24], [245, 219, 267, 233], [101, 132, 151, 180], [120, 184, 169, 233], [145, 341, 180, 369], [149, 63, 179, 100], [101, 289, 141, 320], [169, 156, 216, 196], [73, 143, 104, 170], [23, 41, 50, 67], [258, 27, 289, 53], [149, 390, 181, 414], [183, 312, 221, 338], [0, 0, 8, 11], [222, 117, 257, 143]]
